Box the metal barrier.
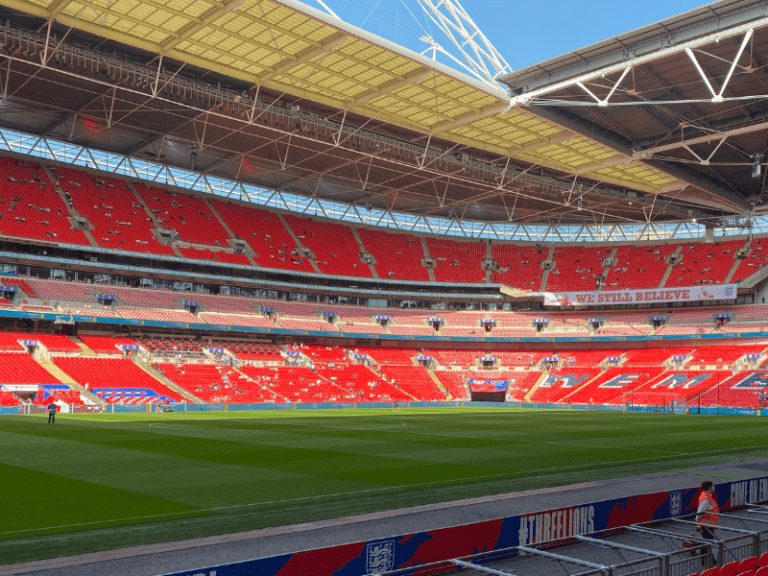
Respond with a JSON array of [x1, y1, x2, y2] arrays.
[[367, 507, 768, 576]]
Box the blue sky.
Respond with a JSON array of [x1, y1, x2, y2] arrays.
[[320, 0, 713, 75]]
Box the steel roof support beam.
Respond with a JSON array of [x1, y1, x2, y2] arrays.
[[46, 0, 74, 19], [635, 120, 768, 159], [430, 101, 510, 135], [254, 32, 347, 86], [510, 16, 768, 105], [346, 69, 431, 109], [157, 0, 245, 55], [526, 103, 752, 211]]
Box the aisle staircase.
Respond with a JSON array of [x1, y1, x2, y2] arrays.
[[426, 369, 450, 399], [38, 359, 103, 404], [70, 335, 97, 357], [137, 362, 205, 404]]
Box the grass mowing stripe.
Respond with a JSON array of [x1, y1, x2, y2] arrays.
[[3, 409, 768, 565]]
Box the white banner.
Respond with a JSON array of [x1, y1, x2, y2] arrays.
[[542, 284, 737, 307]]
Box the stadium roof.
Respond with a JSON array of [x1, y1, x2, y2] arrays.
[[0, 0, 762, 228]]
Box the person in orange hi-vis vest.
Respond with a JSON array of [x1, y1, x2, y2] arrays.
[[695, 480, 719, 568]]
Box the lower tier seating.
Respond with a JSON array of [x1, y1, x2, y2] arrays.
[[52, 357, 183, 403]]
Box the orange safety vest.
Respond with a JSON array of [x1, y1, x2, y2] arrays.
[[698, 490, 719, 527]]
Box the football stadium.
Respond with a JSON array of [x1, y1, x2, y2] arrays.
[[6, 0, 768, 575]]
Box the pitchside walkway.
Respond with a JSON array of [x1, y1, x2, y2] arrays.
[[3, 459, 768, 576]]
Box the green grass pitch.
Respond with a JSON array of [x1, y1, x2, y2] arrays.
[[2, 407, 768, 565]]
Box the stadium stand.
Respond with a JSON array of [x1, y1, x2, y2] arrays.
[[426, 238, 486, 283], [283, 215, 372, 278], [52, 166, 175, 255], [0, 157, 90, 246], [53, 357, 183, 403], [0, 390, 22, 406], [357, 228, 430, 281], [547, 246, 610, 291], [134, 184, 231, 247], [210, 199, 315, 273], [78, 335, 138, 355], [665, 240, 743, 287], [490, 243, 547, 290], [0, 352, 62, 384], [604, 244, 676, 290]]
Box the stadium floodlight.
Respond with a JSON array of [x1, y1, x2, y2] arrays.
[[414, 0, 512, 89]]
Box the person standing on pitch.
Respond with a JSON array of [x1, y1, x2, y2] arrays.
[[695, 480, 719, 568], [47, 402, 57, 424]]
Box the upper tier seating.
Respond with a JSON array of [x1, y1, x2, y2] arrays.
[[0, 157, 90, 245], [53, 357, 183, 402], [134, 184, 230, 246], [665, 240, 743, 287], [53, 167, 174, 255], [604, 245, 676, 290], [210, 200, 314, 273], [357, 228, 429, 281], [0, 352, 61, 383], [732, 237, 768, 283], [284, 216, 372, 278], [426, 238, 486, 283], [490, 244, 547, 290], [78, 335, 138, 354], [547, 246, 610, 292]]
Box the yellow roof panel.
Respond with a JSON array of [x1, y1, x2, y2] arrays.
[[4, 0, 688, 194]]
